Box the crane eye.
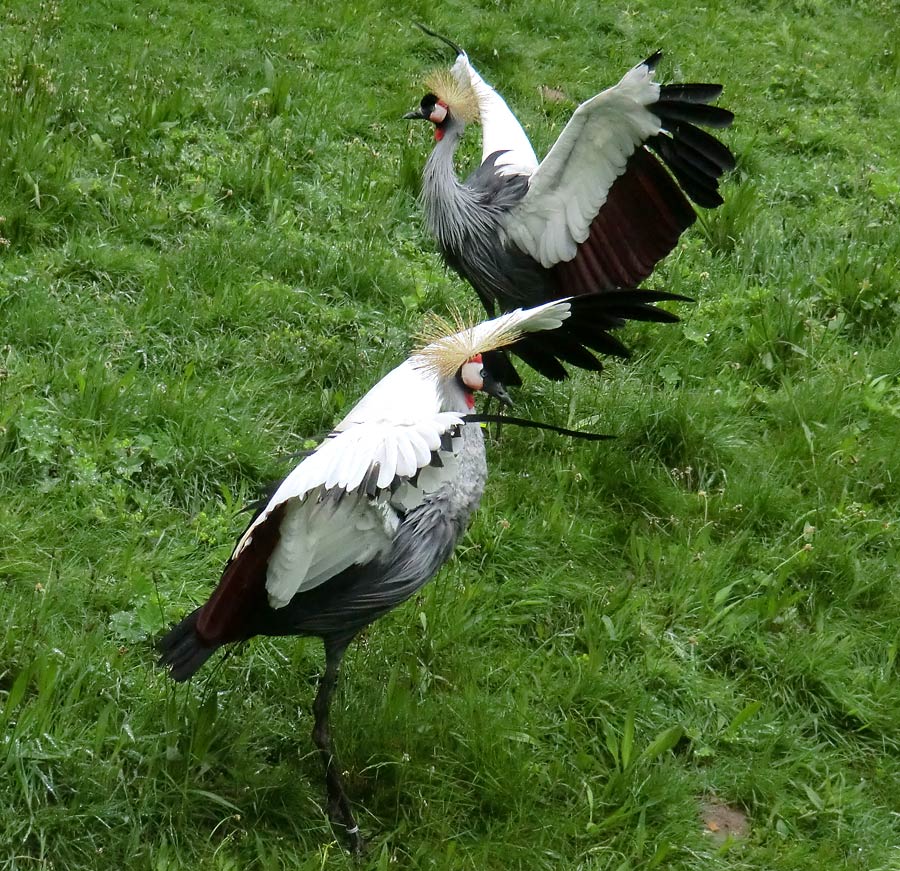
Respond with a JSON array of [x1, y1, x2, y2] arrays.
[[480, 368, 488, 379]]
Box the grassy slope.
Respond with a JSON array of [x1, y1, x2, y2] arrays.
[[1, 0, 899, 868]]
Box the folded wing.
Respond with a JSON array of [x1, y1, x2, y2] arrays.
[[195, 409, 468, 641]]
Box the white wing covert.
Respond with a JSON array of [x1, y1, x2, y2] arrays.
[[464, 298, 573, 348], [229, 408, 467, 609], [505, 59, 663, 268], [264, 489, 399, 608]]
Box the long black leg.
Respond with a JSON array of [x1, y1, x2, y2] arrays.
[[312, 639, 365, 854]]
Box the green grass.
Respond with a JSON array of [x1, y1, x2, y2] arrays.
[[2, 0, 900, 867]]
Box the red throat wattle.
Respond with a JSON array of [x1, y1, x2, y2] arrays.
[[434, 128, 444, 142], [465, 391, 475, 409]]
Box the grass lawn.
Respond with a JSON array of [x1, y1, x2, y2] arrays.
[[1, 0, 899, 867]]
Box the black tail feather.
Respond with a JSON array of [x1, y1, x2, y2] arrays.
[[157, 608, 219, 682]]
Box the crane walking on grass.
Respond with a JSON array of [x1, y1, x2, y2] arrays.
[[157, 292, 686, 852], [406, 28, 735, 383]]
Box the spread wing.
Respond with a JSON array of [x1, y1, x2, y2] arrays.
[[505, 52, 735, 287]]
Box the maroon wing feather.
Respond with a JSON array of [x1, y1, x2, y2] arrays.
[[554, 147, 696, 295], [553, 67, 734, 297], [195, 502, 287, 644]]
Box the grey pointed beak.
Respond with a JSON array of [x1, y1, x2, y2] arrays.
[[403, 107, 427, 120], [481, 372, 513, 407]]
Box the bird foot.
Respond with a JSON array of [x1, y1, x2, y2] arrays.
[[326, 798, 367, 855], [344, 823, 367, 857]]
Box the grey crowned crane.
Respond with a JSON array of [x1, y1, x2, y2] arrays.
[[405, 30, 735, 384], [157, 292, 686, 851]]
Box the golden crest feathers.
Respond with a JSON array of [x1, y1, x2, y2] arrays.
[[413, 307, 524, 378], [413, 307, 472, 350], [424, 68, 480, 123]]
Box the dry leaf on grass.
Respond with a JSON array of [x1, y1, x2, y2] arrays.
[[700, 799, 749, 843]]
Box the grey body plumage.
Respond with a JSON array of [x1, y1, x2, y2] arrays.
[[422, 116, 539, 312]]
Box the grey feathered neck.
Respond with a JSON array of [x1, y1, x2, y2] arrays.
[[420, 116, 494, 254]]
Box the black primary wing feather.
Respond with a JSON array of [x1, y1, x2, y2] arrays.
[[662, 120, 736, 171], [509, 339, 570, 381], [462, 413, 614, 441], [651, 133, 728, 182], [648, 137, 725, 208], [482, 348, 523, 388], [652, 100, 735, 130], [642, 51, 663, 71], [658, 83, 724, 103], [499, 290, 690, 379]]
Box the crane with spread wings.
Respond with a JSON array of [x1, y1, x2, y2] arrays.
[[406, 28, 735, 384]]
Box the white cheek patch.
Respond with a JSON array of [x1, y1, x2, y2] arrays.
[[460, 361, 483, 391], [430, 103, 448, 124]]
